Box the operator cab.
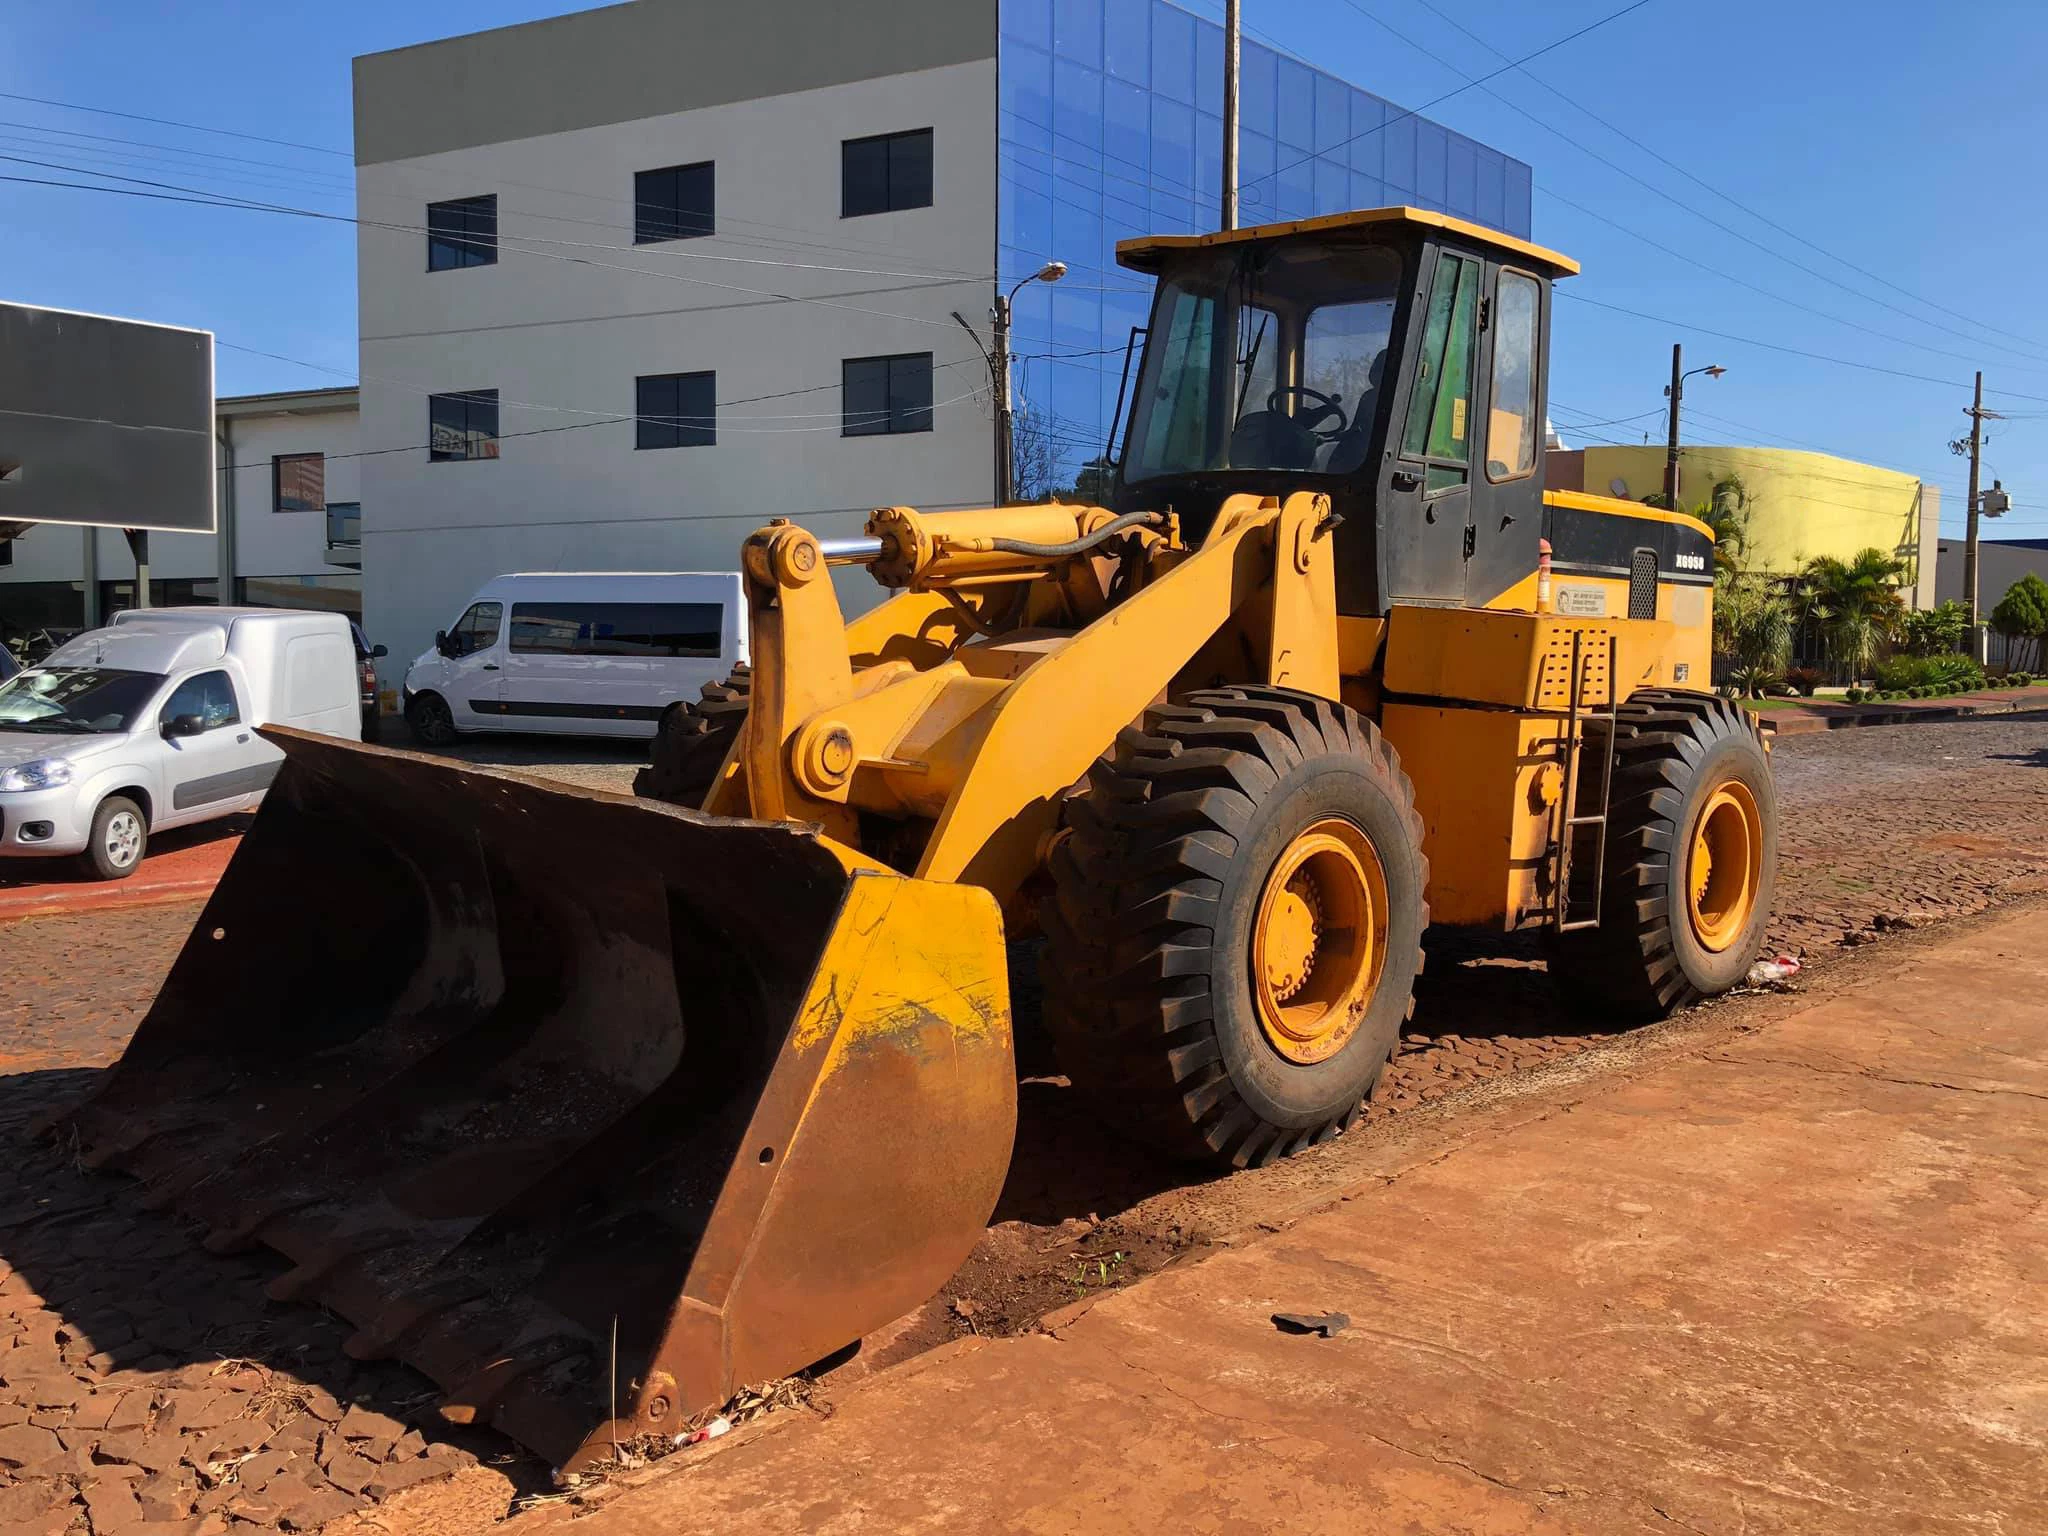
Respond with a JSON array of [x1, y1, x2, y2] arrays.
[[1111, 208, 1578, 616]]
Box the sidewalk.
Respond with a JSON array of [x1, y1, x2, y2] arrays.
[[1759, 681, 2048, 736], [562, 908, 2048, 1535], [0, 821, 241, 923]]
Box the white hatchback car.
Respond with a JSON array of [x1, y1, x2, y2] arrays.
[[0, 608, 361, 879]]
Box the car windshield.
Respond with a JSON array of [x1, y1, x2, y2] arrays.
[[0, 668, 164, 734], [1123, 238, 1403, 484]]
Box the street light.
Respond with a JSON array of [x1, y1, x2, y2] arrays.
[[991, 263, 1066, 503], [1664, 345, 1725, 507]]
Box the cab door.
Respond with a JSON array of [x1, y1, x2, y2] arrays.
[[155, 669, 273, 827], [441, 601, 504, 731], [1382, 247, 1482, 605]]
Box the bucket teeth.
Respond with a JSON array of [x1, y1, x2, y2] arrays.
[[343, 1278, 489, 1362], [201, 1194, 324, 1255], [265, 1232, 410, 1304], [49, 729, 1017, 1476], [438, 1337, 587, 1428]]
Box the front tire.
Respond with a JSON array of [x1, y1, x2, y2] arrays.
[[1041, 687, 1428, 1169], [82, 796, 147, 881], [636, 664, 751, 806], [1551, 691, 1776, 1018], [404, 691, 459, 748]]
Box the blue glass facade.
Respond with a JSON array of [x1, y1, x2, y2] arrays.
[[998, 0, 1532, 483]]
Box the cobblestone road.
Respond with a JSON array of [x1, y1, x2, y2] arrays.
[[0, 713, 2042, 1533]]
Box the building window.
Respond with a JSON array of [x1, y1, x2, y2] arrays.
[[427, 195, 497, 271], [841, 128, 932, 218], [272, 453, 325, 513], [636, 372, 716, 450], [325, 502, 361, 547], [634, 162, 714, 243], [429, 391, 500, 461], [843, 353, 933, 436]]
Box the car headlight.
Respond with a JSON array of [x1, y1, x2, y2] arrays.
[[0, 758, 74, 793]]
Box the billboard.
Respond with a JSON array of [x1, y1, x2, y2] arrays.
[[0, 302, 215, 535]]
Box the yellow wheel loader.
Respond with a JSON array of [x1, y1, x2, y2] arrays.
[[59, 207, 1774, 1474]]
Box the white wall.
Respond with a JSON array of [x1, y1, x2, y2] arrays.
[[355, 57, 998, 684], [222, 410, 363, 577]]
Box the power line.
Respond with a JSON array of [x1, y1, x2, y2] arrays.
[[0, 165, 1007, 339], [1398, 0, 2048, 361], [0, 90, 350, 158], [1555, 290, 2048, 404], [1329, 0, 2048, 372], [1246, 0, 1662, 196]]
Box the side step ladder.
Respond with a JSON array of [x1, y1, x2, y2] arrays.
[[1551, 630, 1619, 933]]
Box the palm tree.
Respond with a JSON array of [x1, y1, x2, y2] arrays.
[[1719, 572, 1792, 698], [1695, 475, 1751, 577], [1798, 547, 1908, 682]]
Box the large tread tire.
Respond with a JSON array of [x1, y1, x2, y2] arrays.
[[635, 663, 751, 807], [1040, 686, 1428, 1170], [1551, 690, 1777, 1019]]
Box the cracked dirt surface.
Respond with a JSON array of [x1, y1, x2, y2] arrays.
[[1, 717, 2043, 1532], [550, 902, 2048, 1535]]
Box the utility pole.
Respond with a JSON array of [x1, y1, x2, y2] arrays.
[[1662, 345, 1726, 509], [1221, 0, 1240, 230], [1964, 370, 1984, 636], [960, 260, 1067, 505], [1664, 344, 1682, 507]]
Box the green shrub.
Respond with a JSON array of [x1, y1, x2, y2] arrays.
[[1844, 687, 1865, 703], [1875, 653, 1985, 693]]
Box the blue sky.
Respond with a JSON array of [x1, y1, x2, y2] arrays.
[[4, 0, 2045, 538]]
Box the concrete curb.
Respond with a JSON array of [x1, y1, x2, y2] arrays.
[[1754, 685, 2048, 737]]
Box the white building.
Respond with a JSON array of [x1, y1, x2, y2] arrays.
[[350, 0, 1536, 690], [0, 387, 362, 652], [352, 0, 1001, 684]]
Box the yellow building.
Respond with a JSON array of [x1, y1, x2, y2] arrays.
[[1547, 445, 1940, 608]]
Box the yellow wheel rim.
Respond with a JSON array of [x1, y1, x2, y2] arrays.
[[1252, 819, 1389, 1065], [1687, 779, 1763, 953]]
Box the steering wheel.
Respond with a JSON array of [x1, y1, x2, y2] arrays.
[[1267, 385, 1348, 443]]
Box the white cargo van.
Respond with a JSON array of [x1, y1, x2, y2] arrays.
[[401, 572, 746, 745], [0, 607, 361, 878]]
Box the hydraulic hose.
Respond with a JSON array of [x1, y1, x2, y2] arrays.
[[984, 510, 1167, 559]]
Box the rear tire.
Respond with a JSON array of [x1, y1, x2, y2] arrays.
[[82, 796, 147, 881], [1040, 686, 1428, 1170], [404, 692, 458, 748], [636, 664, 751, 807], [1550, 691, 1776, 1019]]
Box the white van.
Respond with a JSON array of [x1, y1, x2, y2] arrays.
[[0, 607, 361, 878], [400, 572, 746, 745]]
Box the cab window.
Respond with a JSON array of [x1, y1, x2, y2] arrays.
[[1401, 252, 1479, 495], [448, 601, 502, 657], [159, 670, 241, 731], [1487, 270, 1540, 482]]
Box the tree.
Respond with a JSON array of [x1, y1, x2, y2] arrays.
[[1694, 475, 1752, 577], [1717, 572, 1792, 698], [1008, 407, 1064, 505], [1896, 599, 1970, 658], [1991, 571, 2048, 673], [1797, 547, 1909, 682], [1054, 455, 1118, 506]]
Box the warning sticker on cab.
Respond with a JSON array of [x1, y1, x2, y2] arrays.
[[1555, 584, 1608, 617]]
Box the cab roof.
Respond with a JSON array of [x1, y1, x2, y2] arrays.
[[1115, 206, 1580, 278]]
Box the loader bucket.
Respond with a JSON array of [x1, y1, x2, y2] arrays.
[[54, 727, 1015, 1473]]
